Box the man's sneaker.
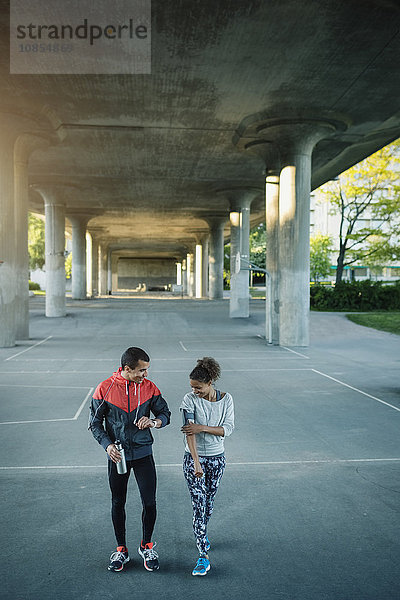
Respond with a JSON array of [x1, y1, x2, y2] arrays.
[[192, 555, 210, 576], [108, 546, 130, 572], [205, 537, 211, 552], [138, 542, 159, 571]]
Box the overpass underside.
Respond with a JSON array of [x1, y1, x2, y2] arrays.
[[1, 0, 399, 347]]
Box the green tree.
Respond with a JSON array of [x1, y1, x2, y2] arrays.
[[310, 234, 332, 282], [319, 140, 400, 284], [249, 222, 266, 271], [28, 213, 45, 270]]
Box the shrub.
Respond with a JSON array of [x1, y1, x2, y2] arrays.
[[29, 280, 41, 291], [310, 280, 400, 311]]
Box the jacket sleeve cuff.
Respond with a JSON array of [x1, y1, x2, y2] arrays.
[[156, 414, 168, 428], [101, 437, 113, 451]]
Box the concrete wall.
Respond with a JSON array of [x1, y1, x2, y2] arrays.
[[118, 257, 176, 290]]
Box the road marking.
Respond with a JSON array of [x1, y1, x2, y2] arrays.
[[73, 387, 94, 420], [0, 386, 94, 425], [282, 346, 309, 359], [1, 457, 400, 470], [0, 384, 89, 389], [312, 369, 400, 413], [7, 354, 307, 361], [4, 336, 53, 361], [179, 341, 188, 352]]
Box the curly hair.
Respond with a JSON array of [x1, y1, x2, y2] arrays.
[[189, 357, 221, 383]]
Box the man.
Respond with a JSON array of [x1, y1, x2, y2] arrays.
[[89, 346, 171, 572]]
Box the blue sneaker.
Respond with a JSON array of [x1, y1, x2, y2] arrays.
[[205, 537, 211, 552], [192, 555, 210, 576]]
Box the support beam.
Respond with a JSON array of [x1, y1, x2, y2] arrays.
[[14, 135, 50, 338], [224, 188, 260, 317], [44, 195, 66, 317], [195, 244, 202, 299], [201, 236, 209, 298], [265, 173, 280, 344], [68, 214, 91, 300], [207, 216, 226, 300]]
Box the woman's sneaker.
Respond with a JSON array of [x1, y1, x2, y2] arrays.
[[138, 541, 159, 571], [108, 546, 130, 572], [192, 555, 210, 576]]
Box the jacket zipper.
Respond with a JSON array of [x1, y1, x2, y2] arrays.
[[127, 381, 131, 455]]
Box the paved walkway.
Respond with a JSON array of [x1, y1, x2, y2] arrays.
[[1, 297, 399, 599]]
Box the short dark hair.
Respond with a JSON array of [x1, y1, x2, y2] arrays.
[[121, 347, 150, 369]]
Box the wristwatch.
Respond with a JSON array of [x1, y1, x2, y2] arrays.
[[151, 419, 158, 428]]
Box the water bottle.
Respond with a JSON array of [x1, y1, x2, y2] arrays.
[[115, 440, 127, 475]]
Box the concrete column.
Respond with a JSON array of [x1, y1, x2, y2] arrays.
[[99, 244, 108, 295], [111, 254, 119, 293], [68, 214, 90, 299], [43, 195, 66, 317], [195, 244, 202, 299], [14, 135, 50, 338], [90, 236, 100, 297], [266, 173, 280, 344], [86, 232, 92, 297], [201, 236, 209, 298], [235, 117, 340, 345], [187, 252, 194, 297], [260, 121, 336, 346], [176, 262, 182, 286], [227, 191, 259, 318], [208, 217, 226, 300], [107, 251, 112, 294], [182, 259, 188, 295], [0, 127, 19, 346]]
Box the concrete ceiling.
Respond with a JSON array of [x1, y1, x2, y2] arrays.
[[1, 0, 399, 258]]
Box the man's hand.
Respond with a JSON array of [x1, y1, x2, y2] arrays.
[[106, 444, 122, 464], [181, 423, 204, 436], [136, 416, 157, 430]]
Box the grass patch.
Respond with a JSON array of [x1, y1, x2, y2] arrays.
[[250, 288, 265, 299], [346, 312, 400, 336]]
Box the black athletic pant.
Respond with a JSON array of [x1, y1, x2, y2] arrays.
[[108, 454, 157, 547]]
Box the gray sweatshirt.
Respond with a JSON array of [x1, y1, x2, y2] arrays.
[[180, 390, 234, 457]]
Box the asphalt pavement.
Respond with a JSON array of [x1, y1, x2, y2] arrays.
[[1, 296, 399, 600]]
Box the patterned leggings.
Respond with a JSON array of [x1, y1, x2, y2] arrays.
[[183, 453, 226, 555]]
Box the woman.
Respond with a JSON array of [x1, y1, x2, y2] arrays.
[[180, 357, 234, 576]]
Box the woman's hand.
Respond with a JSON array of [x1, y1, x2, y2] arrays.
[[194, 459, 204, 478], [181, 423, 204, 436]]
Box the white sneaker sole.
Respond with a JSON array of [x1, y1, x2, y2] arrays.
[[108, 556, 130, 572], [192, 564, 210, 576], [138, 547, 159, 571]]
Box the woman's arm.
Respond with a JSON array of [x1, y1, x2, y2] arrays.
[[182, 423, 224, 437], [185, 428, 204, 478]]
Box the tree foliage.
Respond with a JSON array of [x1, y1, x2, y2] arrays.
[[249, 222, 266, 270], [310, 234, 332, 282], [319, 140, 400, 284], [28, 213, 45, 270]]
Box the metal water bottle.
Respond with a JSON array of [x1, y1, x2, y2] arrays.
[[115, 440, 127, 475]]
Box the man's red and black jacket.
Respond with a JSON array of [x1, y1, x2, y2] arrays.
[[89, 368, 171, 460]]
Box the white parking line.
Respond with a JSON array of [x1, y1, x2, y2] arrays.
[[73, 387, 94, 420], [1, 457, 400, 470], [0, 387, 94, 425], [312, 369, 400, 413], [179, 341, 188, 351], [4, 336, 53, 361], [282, 346, 309, 359]]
